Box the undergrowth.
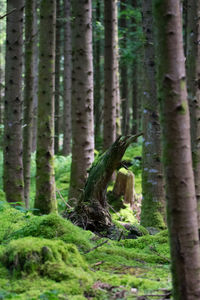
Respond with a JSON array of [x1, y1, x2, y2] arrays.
[[0, 143, 171, 299]]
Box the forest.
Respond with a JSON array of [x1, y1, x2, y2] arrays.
[[0, 0, 199, 299]]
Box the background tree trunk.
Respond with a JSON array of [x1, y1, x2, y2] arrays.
[[62, 0, 72, 156], [4, 0, 24, 204], [54, 0, 61, 154], [186, 0, 200, 227], [68, 0, 94, 203], [23, 0, 37, 208], [35, 0, 57, 214], [154, 0, 200, 297], [140, 0, 165, 229], [103, 0, 118, 149]]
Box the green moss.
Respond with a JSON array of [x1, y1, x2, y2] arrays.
[[8, 213, 94, 252], [0, 189, 5, 202]]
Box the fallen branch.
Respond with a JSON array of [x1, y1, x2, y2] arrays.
[[84, 240, 109, 254], [56, 188, 72, 209], [0, 8, 16, 20]]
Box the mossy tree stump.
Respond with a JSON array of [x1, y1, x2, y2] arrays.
[[68, 134, 142, 233]]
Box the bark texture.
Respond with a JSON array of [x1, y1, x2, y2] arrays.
[[23, 0, 36, 208], [154, 0, 200, 298], [68, 0, 94, 202], [35, 0, 57, 214], [131, 63, 138, 135], [140, 0, 165, 229], [54, 0, 61, 154], [103, 0, 118, 149], [62, 0, 72, 156], [186, 0, 200, 227], [4, 0, 24, 203]]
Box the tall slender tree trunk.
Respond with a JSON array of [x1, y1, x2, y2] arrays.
[[23, 0, 36, 208], [120, 0, 129, 136], [62, 0, 72, 156], [131, 62, 138, 135], [94, 0, 102, 148], [103, 0, 118, 149], [186, 0, 200, 227], [154, 0, 200, 298], [68, 0, 94, 202], [4, 0, 24, 204], [54, 0, 61, 154], [140, 0, 165, 229], [35, 0, 57, 214]]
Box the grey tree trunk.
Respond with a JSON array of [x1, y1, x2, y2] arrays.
[[131, 62, 138, 135], [68, 0, 94, 203], [54, 0, 61, 154], [4, 0, 24, 204], [140, 0, 165, 229], [154, 0, 200, 298], [62, 0, 72, 156], [103, 0, 118, 149], [186, 0, 200, 227], [23, 0, 37, 208], [35, 0, 57, 214]]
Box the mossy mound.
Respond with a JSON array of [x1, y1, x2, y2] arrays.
[[1, 237, 89, 280], [8, 213, 94, 252]]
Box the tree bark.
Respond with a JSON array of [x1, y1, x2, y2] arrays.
[[68, 0, 94, 202], [186, 0, 200, 227], [120, 0, 130, 136], [23, 0, 37, 208], [103, 0, 118, 149], [62, 0, 72, 156], [153, 0, 200, 298], [54, 0, 61, 154], [131, 62, 138, 135], [140, 0, 165, 229], [4, 0, 24, 204], [35, 0, 57, 214]]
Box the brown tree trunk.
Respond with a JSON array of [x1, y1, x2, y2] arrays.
[[103, 0, 118, 149], [140, 0, 165, 229], [23, 0, 37, 208], [120, 0, 130, 136], [94, 0, 102, 148], [68, 0, 94, 203], [62, 0, 72, 156], [186, 0, 200, 227], [154, 0, 200, 298], [54, 0, 61, 154], [4, 0, 24, 204], [131, 62, 138, 135], [35, 0, 57, 214]]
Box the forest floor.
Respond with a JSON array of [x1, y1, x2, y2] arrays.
[[0, 144, 172, 299]]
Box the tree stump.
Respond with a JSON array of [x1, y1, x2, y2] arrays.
[[67, 133, 142, 234], [113, 168, 135, 209]]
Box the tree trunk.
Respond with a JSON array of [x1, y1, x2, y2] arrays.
[[154, 0, 200, 298], [103, 0, 118, 149], [140, 0, 165, 229], [131, 62, 138, 135], [68, 0, 94, 202], [186, 0, 200, 227], [69, 134, 141, 232], [94, 0, 102, 148], [62, 0, 72, 156], [4, 0, 24, 204], [23, 0, 37, 208], [54, 0, 61, 154], [35, 0, 57, 214], [120, 0, 130, 136]]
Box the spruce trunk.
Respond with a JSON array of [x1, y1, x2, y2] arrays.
[[154, 0, 200, 298]]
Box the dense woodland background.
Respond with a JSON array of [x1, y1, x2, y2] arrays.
[[0, 0, 200, 299]]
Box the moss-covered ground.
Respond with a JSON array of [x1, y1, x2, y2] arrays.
[[0, 144, 171, 299]]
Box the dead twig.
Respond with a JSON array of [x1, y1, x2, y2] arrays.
[[56, 188, 72, 209], [0, 8, 16, 20], [84, 240, 109, 254]]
